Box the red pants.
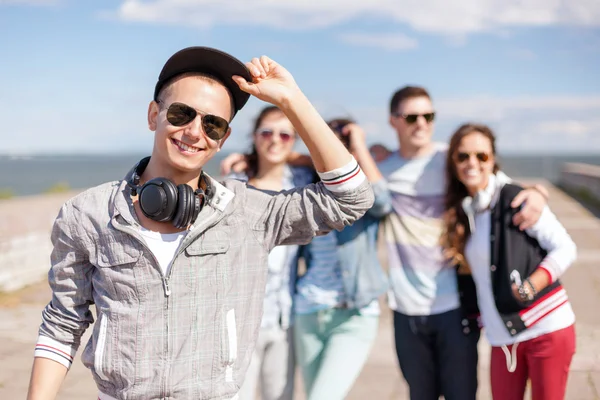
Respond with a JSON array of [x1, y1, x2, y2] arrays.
[[490, 324, 576, 400]]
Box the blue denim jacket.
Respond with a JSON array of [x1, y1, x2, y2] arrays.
[[336, 179, 391, 309], [294, 179, 392, 311]]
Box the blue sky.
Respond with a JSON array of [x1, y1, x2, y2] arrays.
[[1, 0, 599, 155]]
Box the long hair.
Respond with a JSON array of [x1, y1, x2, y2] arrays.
[[441, 123, 500, 271], [245, 106, 283, 178]]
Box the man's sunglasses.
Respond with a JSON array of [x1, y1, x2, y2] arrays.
[[454, 152, 491, 163], [394, 112, 436, 124], [160, 101, 229, 141], [256, 128, 295, 143]]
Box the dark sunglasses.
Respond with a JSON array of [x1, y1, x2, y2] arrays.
[[455, 152, 491, 163], [394, 112, 436, 124], [256, 128, 294, 143], [160, 101, 229, 141]]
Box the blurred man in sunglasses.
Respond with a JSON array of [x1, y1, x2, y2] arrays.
[[377, 86, 548, 400], [26, 47, 374, 400]]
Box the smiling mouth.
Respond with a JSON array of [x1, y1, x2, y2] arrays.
[[171, 138, 202, 153]]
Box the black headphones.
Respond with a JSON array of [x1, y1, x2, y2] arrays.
[[127, 157, 211, 229]]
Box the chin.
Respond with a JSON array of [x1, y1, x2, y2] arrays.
[[169, 152, 210, 173], [264, 154, 288, 165], [460, 178, 483, 192], [409, 136, 431, 148]]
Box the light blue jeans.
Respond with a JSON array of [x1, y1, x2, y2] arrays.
[[293, 308, 378, 400]]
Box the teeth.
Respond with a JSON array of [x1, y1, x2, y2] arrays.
[[175, 140, 199, 153]]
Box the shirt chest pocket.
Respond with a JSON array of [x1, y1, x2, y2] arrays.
[[93, 235, 145, 299], [183, 230, 231, 289]]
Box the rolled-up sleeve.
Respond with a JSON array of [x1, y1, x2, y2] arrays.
[[246, 157, 374, 249], [35, 203, 95, 369]]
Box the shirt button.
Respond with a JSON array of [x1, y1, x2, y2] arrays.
[[511, 329, 517, 335], [506, 321, 513, 328], [490, 265, 497, 272], [490, 234, 495, 241], [462, 319, 469, 326], [463, 327, 470, 334]]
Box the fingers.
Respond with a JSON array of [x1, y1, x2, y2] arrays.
[[251, 57, 267, 79], [232, 160, 248, 173], [232, 75, 258, 96], [512, 210, 533, 231], [260, 55, 271, 75], [511, 190, 528, 208]]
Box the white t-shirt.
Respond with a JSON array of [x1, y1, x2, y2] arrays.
[[138, 227, 186, 276]]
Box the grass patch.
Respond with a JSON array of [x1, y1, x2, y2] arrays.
[[0, 188, 14, 200], [43, 182, 70, 194]]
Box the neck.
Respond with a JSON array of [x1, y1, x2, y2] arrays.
[[255, 160, 286, 181], [142, 157, 202, 190], [398, 142, 435, 159], [466, 175, 491, 197]]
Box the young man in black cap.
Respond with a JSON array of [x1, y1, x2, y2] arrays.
[[26, 47, 374, 400]]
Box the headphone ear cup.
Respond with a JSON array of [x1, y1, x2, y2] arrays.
[[173, 184, 193, 229], [138, 178, 178, 222], [189, 192, 201, 226]]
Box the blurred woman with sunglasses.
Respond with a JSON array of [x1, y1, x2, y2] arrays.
[[291, 118, 391, 400], [228, 105, 315, 400], [441, 123, 577, 400]]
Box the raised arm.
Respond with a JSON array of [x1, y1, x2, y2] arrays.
[[231, 55, 374, 248], [232, 56, 354, 173], [343, 123, 392, 218]]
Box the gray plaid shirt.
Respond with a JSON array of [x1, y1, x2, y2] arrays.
[[35, 159, 373, 399]]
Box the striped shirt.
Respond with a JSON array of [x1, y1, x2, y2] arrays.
[[377, 143, 460, 316]]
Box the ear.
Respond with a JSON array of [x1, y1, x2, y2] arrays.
[[217, 127, 233, 151], [148, 101, 159, 131], [389, 114, 396, 129]]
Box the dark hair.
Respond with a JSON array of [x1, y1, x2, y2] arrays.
[[441, 123, 500, 270], [327, 117, 355, 150], [245, 106, 284, 178], [389, 86, 431, 115]]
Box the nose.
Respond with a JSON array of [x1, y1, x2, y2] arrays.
[[271, 132, 283, 144], [185, 115, 204, 140], [466, 155, 478, 168], [416, 115, 429, 128]]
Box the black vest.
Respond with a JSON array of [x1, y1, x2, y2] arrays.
[[458, 184, 562, 336]]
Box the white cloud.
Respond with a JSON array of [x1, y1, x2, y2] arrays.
[[337, 32, 418, 51], [111, 0, 600, 35]]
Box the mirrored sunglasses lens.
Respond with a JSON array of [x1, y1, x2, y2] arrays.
[[202, 114, 229, 140], [280, 133, 293, 142], [257, 129, 274, 139], [456, 153, 470, 163], [167, 103, 196, 126], [477, 153, 490, 162], [404, 114, 418, 124]]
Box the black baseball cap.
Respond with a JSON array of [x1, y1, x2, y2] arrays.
[[153, 46, 252, 116]]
